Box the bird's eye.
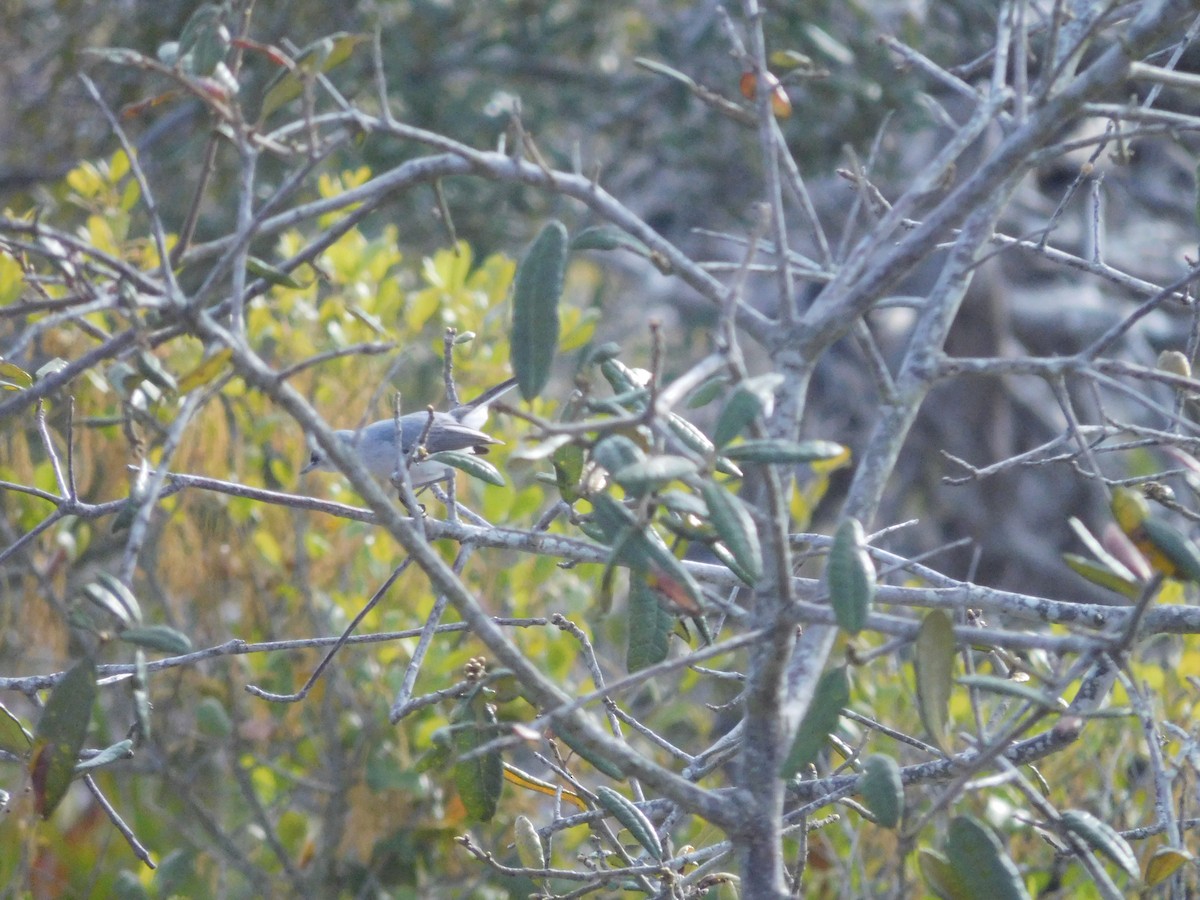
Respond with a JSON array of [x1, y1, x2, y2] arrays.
[[309, 451, 320, 466]]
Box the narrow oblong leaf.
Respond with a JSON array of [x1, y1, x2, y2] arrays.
[[713, 374, 783, 448], [595, 786, 664, 860], [131, 650, 151, 744], [452, 701, 504, 822], [701, 481, 762, 583], [96, 572, 143, 624], [686, 373, 730, 409], [118, 625, 193, 655], [860, 754, 904, 829], [570, 226, 652, 258], [780, 667, 849, 778], [1067, 516, 1142, 582], [553, 718, 625, 779], [246, 256, 305, 288], [589, 494, 704, 610], [502, 763, 587, 811], [514, 815, 546, 870], [1060, 809, 1139, 880], [914, 610, 955, 751], [81, 582, 134, 628], [74, 739, 134, 773], [591, 434, 646, 476], [958, 675, 1068, 710], [511, 220, 568, 401], [599, 357, 647, 400], [711, 541, 758, 587], [426, 450, 505, 486], [613, 455, 697, 495], [626, 576, 673, 672], [1062, 553, 1141, 600], [32, 657, 97, 818], [946, 815, 1031, 900], [826, 518, 875, 634], [723, 439, 848, 464], [667, 413, 716, 457]]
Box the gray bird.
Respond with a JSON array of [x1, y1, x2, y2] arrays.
[[301, 377, 516, 486]]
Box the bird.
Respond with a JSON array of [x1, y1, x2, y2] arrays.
[[301, 377, 516, 487], [1110, 486, 1200, 583]]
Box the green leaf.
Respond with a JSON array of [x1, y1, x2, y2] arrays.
[[589, 495, 703, 611], [701, 481, 762, 583], [118, 624, 193, 655], [514, 815, 545, 870], [1067, 516, 1142, 583], [570, 226, 652, 258], [0, 360, 33, 391], [135, 350, 177, 394], [713, 374, 783, 448], [177, 348, 233, 394], [686, 373, 729, 409], [0, 702, 33, 754], [599, 357, 648, 401], [860, 754, 904, 828], [427, 450, 506, 486], [914, 610, 955, 751], [452, 700, 504, 822], [74, 739, 134, 773], [595, 786, 664, 860], [946, 815, 1031, 900], [259, 32, 365, 119], [613, 455, 697, 495], [626, 576, 673, 672], [710, 540, 758, 586], [31, 657, 96, 819], [176, 3, 228, 75], [552, 442, 586, 503], [131, 650, 151, 745], [1060, 809, 1139, 880], [957, 675, 1068, 710], [827, 517, 875, 635], [96, 572, 143, 624], [246, 255, 305, 288], [81, 581, 134, 628], [919, 848, 969, 900], [510, 220, 568, 401], [780, 667, 849, 778], [553, 717, 625, 779], [666, 413, 716, 457], [195, 696, 233, 739], [723, 439, 848, 465], [592, 434, 646, 476], [657, 489, 708, 518], [1143, 516, 1200, 582], [35, 357, 68, 381], [1062, 553, 1141, 600]]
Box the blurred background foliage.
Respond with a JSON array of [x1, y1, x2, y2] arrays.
[[3, 0, 1199, 897]]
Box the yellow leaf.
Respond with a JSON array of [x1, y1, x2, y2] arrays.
[[66, 162, 104, 199]]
